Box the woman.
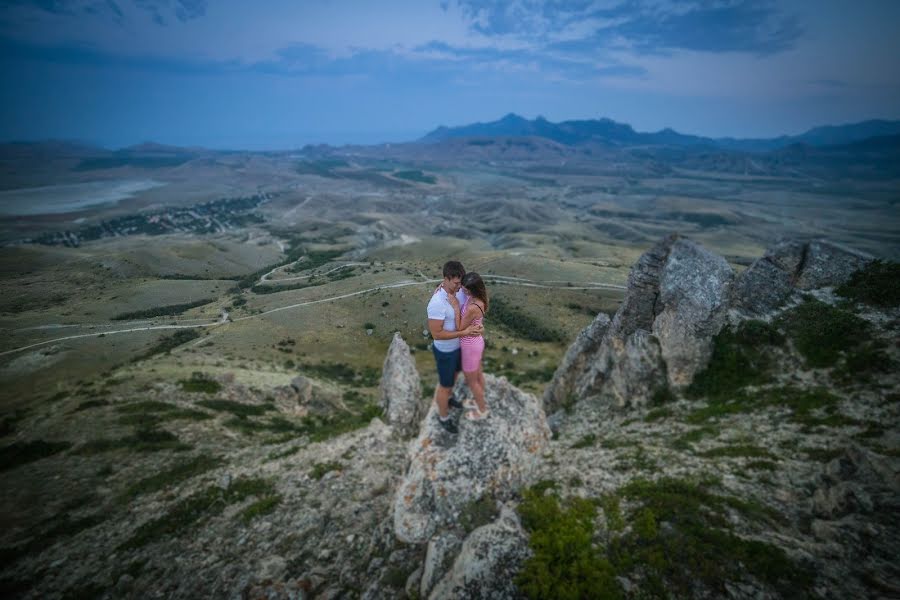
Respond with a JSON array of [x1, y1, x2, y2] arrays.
[[456, 271, 489, 420]]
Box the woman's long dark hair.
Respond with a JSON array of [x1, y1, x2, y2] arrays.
[[461, 272, 488, 313]]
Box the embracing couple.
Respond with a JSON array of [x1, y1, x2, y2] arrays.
[[426, 260, 490, 434]]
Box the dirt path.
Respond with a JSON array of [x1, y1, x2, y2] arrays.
[[1, 276, 625, 357]]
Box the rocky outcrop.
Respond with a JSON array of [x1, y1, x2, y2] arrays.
[[392, 375, 551, 544], [654, 238, 734, 386], [268, 375, 346, 417], [552, 234, 734, 408], [543, 312, 610, 414], [379, 333, 425, 437], [732, 239, 873, 317], [428, 505, 531, 600]]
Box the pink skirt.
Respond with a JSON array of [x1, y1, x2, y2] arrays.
[[460, 336, 484, 372]]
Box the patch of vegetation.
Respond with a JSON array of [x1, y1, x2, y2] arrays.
[[301, 362, 380, 387], [775, 298, 869, 368], [0, 439, 72, 472], [697, 444, 777, 460], [459, 495, 499, 534], [835, 260, 900, 307], [117, 455, 223, 505], [833, 341, 895, 384], [649, 386, 677, 406], [570, 433, 596, 449], [489, 298, 564, 343], [266, 446, 302, 461], [309, 461, 343, 480], [179, 373, 221, 394], [112, 298, 214, 321], [238, 494, 282, 523], [644, 407, 673, 422], [75, 428, 191, 455], [604, 477, 809, 598], [670, 425, 718, 450], [196, 399, 273, 417], [687, 320, 785, 399], [73, 398, 110, 412], [134, 329, 200, 361], [802, 446, 847, 462], [745, 460, 779, 471], [295, 159, 349, 178], [115, 400, 212, 427], [516, 484, 621, 599], [393, 169, 437, 184], [0, 508, 106, 567], [686, 386, 840, 426], [120, 477, 275, 549]]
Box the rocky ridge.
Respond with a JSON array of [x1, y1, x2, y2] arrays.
[[1, 234, 897, 599]]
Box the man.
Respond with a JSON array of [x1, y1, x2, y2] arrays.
[[427, 260, 483, 434]]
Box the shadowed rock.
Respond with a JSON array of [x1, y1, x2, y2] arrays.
[[553, 234, 734, 408], [542, 311, 610, 414], [392, 375, 550, 544], [427, 505, 531, 600], [379, 333, 424, 438], [732, 239, 873, 317]]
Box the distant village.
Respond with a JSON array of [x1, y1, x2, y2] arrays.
[[23, 194, 271, 247]]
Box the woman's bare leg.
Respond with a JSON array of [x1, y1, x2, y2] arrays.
[[465, 369, 487, 413]]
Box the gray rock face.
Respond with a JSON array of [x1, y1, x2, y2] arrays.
[[420, 531, 463, 598], [542, 312, 610, 413], [654, 238, 734, 387], [379, 333, 425, 437], [794, 240, 872, 290], [553, 234, 733, 408], [732, 239, 873, 317], [392, 375, 551, 544], [428, 505, 530, 600]]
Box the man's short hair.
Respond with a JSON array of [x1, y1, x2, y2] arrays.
[[442, 260, 465, 280]]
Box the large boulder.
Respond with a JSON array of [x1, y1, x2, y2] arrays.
[[379, 333, 425, 437], [732, 239, 873, 317], [427, 505, 531, 600], [392, 375, 551, 544], [552, 234, 734, 408], [654, 238, 734, 387], [542, 312, 610, 414]]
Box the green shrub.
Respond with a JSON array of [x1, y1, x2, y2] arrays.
[[179, 373, 221, 394], [134, 329, 200, 361], [489, 298, 564, 343], [775, 298, 869, 368], [570, 434, 596, 449], [120, 477, 275, 549], [608, 477, 808, 597], [836, 260, 900, 307], [309, 461, 343, 480], [0, 440, 72, 472], [687, 320, 785, 399], [239, 494, 282, 523], [117, 455, 222, 505], [112, 298, 214, 321], [516, 485, 621, 600]]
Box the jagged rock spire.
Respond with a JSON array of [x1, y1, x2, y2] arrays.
[[379, 332, 424, 438]]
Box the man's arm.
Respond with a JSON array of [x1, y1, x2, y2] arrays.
[[428, 319, 482, 340]]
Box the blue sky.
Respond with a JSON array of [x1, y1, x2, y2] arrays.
[[1, 0, 898, 149]]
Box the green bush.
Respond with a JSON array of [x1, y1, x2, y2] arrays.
[[687, 320, 785, 399], [775, 298, 869, 368], [608, 478, 810, 597], [516, 485, 621, 600], [836, 260, 900, 307]]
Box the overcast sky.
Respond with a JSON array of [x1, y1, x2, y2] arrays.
[[1, 0, 898, 149]]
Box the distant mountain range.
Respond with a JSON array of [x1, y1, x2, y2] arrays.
[[419, 113, 900, 152]]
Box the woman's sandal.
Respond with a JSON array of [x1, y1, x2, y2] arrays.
[[465, 407, 490, 421]]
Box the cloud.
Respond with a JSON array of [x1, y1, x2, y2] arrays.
[[455, 0, 803, 56]]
